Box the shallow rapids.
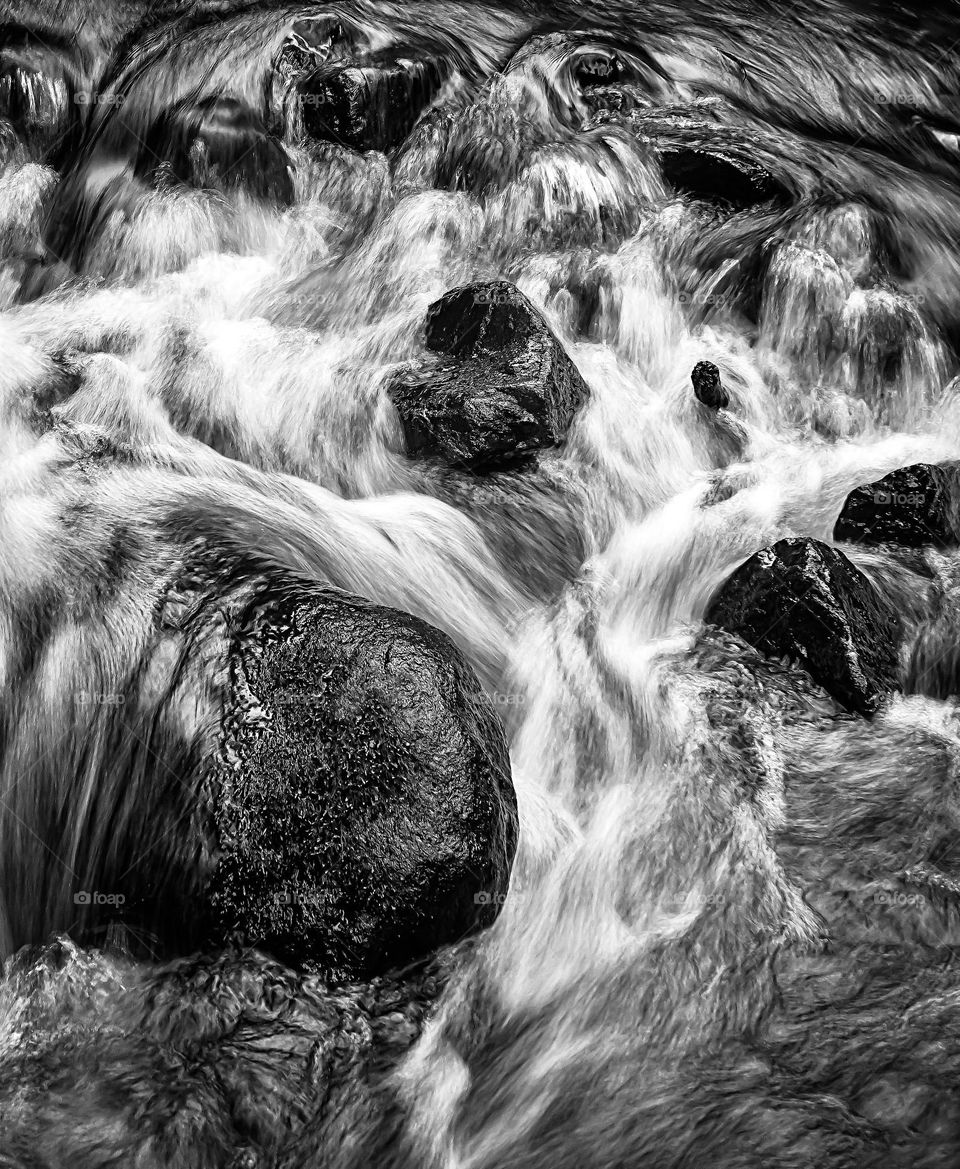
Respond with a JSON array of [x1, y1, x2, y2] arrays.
[[4, 2, 960, 1167]]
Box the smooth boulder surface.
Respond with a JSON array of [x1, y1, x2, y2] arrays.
[[299, 53, 445, 152], [389, 280, 591, 471], [692, 360, 729, 409], [833, 463, 960, 548], [209, 581, 517, 978], [706, 537, 902, 717]]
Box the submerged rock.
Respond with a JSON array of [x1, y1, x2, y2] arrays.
[[299, 52, 445, 152], [706, 537, 902, 717], [143, 96, 293, 203], [208, 581, 517, 977], [0, 941, 448, 1166], [660, 147, 791, 209], [389, 280, 591, 471], [692, 360, 729, 409], [833, 463, 960, 548]]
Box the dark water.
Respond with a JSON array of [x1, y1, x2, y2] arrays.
[[3, 1, 960, 1166]]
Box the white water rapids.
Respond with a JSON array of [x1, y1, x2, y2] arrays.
[[3, 2, 960, 1166]]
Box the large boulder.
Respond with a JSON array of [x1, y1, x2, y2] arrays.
[[298, 52, 445, 153], [833, 463, 960, 548], [388, 281, 591, 471], [705, 537, 902, 717], [207, 582, 517, 977], [62, 572, 517, 980]]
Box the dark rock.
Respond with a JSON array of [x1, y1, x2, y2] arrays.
[[574, 51, 626, 89], [208, 580, 517, 978], [0, 941, 448, 1165], [389, 281, 591, 471], [660, 147, 791, 209], [706, 537, 902, 717], [833, 464, 960, 549], [691, 360, 729, 409], [299, 52, 445, 153]]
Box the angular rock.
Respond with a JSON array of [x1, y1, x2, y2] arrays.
[[833, 463, 960, 549], [299, 52, 445, 153], [705, 537, 902, 717], [692, 360, 729, 409], [207, 581, 517, 977], [389, 281, 591, 471]]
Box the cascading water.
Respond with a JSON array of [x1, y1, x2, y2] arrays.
[[3, 2, 960, 1166]]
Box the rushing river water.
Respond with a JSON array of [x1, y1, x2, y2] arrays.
[[3, 2, 960, 1166]]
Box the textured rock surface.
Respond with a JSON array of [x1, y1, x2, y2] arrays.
[[833, 463, 960, 548], [210, 581, 517, 977], [692, 360, 729, 409], [0, 940, 448, 1167], [389, 280, 591, 471], [659, 146, 790, 208], [706, 537, 902, 717], [299, 53, 445, 152]]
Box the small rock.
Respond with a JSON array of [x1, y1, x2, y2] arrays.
[[574, 52, 626, 89], [388, 281, 591, 471], [833, 463, 959, 548], [660, 147, 790, 209], [692, 360, 729, 409], [299, 52, 445, 153], [706, 537, 902, 717]]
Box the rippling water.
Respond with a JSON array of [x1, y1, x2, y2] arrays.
[[3, 2, 960, 1166]]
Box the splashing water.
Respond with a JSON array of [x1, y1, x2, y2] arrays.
[[4, 1, 960, 1166]]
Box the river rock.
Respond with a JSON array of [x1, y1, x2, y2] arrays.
[[299, 52, 445, 152], [389, 280, 591, 471], [706, 537, 902, 717], [207, 581, 517, 977], [833, 463, 960, 548], [692, 360, 729, 409], [660, 147, 790, 209]]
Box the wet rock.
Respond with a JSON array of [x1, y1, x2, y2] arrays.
[[706, 537, 902, 717], [299, 52, 445, 153], [660, 147, 790, 209], [833, 463, 960, 548], [389, 281, 591, 471], [209, 581, 517, 978], [0, 941, 447, 1166], [573, 51, 627, 89], [692, 360, 729, 409]]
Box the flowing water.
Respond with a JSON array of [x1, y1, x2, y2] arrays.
[[3, 1, 960, 1166]]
